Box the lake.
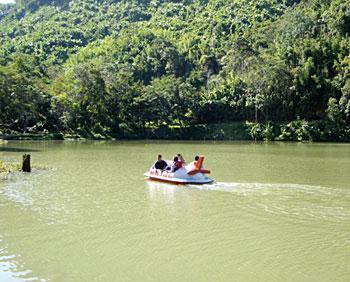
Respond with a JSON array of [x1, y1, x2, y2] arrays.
[[0, 141, 349, 281]]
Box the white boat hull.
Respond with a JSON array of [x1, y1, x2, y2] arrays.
[[144, 166, 214, 185]]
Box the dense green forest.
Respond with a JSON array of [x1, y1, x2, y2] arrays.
[[0, 0, 349, 141]]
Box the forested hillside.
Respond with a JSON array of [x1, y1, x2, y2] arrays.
[[0, 0, 349, 140]]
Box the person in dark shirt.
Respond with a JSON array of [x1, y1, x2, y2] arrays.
[[154, 154, 168, 170]]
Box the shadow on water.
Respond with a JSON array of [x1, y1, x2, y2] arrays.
[[0, 147, 40, 153]]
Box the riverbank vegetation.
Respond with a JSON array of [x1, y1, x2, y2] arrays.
[[0, 160, 21, 179], [0, 0, 349, 141]]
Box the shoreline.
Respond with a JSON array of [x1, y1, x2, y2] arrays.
[[1, 120, 349, 142]]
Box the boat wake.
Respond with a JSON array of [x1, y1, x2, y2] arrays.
[[188, 181, 350, 222], [147, 180, 350, 222], [190, 182, 337, 194]]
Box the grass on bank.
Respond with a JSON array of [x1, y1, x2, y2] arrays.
[[0, 160, 21, 178]]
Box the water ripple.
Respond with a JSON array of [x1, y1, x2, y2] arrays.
[[190, 182, 350, 224]]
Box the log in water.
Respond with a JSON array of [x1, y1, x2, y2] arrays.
[[22, 154, 31, 172]]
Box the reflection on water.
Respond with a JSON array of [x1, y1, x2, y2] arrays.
[[1, 169, 74, 226], [0, 147, 41, 153], [0, 236, 45, 282], [0, 141, 350, 281], [146, 180, 180, 203]]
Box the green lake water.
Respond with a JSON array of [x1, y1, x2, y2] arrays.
[[0, 141, 349, 281]]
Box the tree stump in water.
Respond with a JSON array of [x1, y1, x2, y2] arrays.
[[22, 154, 31, 172]]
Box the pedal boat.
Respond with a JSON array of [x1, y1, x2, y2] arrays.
[[144, 156, 214, 185]]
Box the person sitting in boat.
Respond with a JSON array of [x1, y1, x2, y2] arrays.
[[153, 154, 168, 171], [193, 155, 200, 166], [187, 155, 200, 169], [170, 156, 183, 172], [177, 153, 186, 164]]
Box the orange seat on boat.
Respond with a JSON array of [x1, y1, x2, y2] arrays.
[[187, 169, 210, 175], [188, 156, 210, 175], [195, 156, 204, 169]]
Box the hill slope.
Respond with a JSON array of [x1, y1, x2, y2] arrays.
[[0, 0, 349, 140]]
